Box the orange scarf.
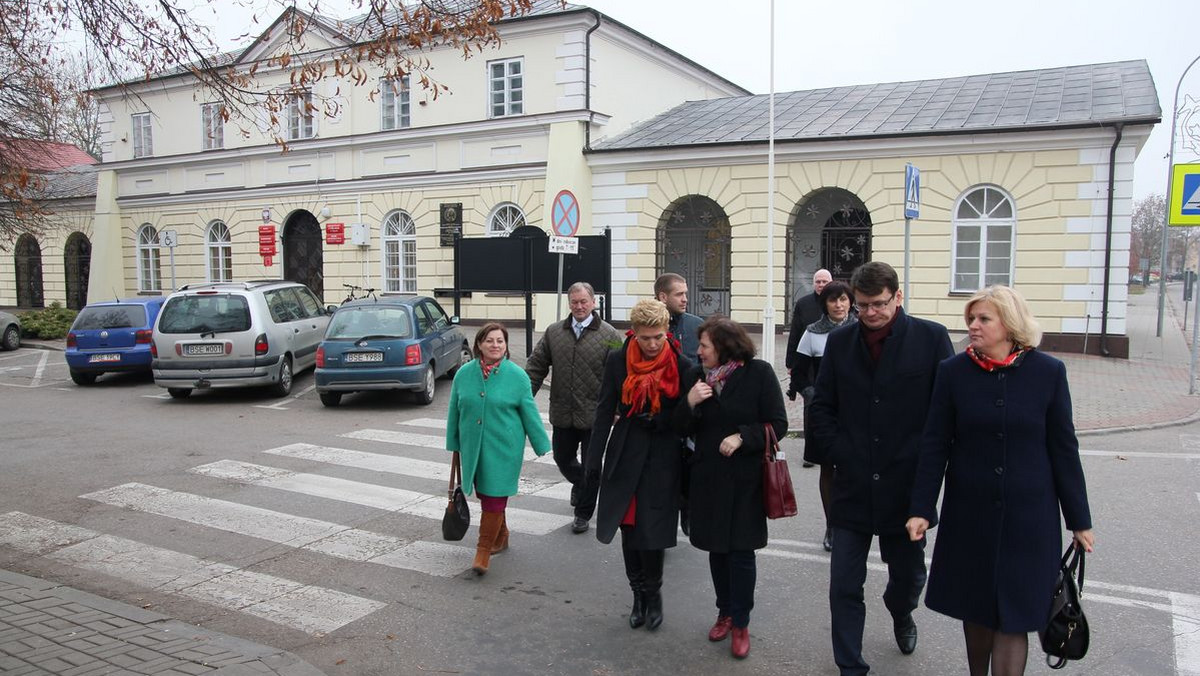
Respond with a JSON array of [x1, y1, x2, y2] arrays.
[[620, 335, 680, 416]]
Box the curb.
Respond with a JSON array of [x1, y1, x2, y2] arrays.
[[1076, 406, 1200, 437], [19, 341, 65, 352]]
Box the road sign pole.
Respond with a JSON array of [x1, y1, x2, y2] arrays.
[[1191, 283, 1200, 395], [1158, 53, 1200, 338], [556, 253, 564, 319], [903, 217, 911, 302], [169, 247, 176, 291]]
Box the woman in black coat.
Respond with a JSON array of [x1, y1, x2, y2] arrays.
[[906, 286, 1094, 676], [674, 316, 788, 659], [586, 299, 690, 632]]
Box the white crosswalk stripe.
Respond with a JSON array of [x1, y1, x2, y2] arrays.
[[0, 511, 384, 634], [341, 427, 557, 464]]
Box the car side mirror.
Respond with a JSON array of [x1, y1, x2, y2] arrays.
[[326, 305, 338, 315], [450, 315, 461, 325]]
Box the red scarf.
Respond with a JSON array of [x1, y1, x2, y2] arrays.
[[966, 345, 1030, 372], [481, 358, 502, 380], [620, 334, 679, 415]]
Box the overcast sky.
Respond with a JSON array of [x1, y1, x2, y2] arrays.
[[207, 0, 1197, 202]]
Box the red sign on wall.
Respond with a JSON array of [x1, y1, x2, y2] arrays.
[[263, 255, 273, 267], [325, 222, 345, 245], [258, 224, 277, 258]]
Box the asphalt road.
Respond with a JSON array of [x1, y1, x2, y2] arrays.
[[1, 346, 1197, 675]]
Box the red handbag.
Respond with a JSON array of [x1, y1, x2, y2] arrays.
[[762, 423, 797, 519]]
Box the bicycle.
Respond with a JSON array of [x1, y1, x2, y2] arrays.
[[341, 283, 378, 304]]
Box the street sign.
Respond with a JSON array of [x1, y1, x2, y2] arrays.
[[551, 189, 580, 237], [159, 230, 178, 248], [1170, 163, 1200, 226], [263, 255, 273, 267], [549, 235, 579, 255], [325, 222, 345, 245], [904, 164, 920, 219]]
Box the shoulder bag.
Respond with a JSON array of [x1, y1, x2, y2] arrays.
[[441, 452, 471, 541], [1038, 543, 1089, 669], [762, 423, 798, 519]]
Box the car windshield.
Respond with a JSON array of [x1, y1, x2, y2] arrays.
[[158, 295, 251, 334], [326, 307, 412, 339], [73, 305, 147, 330]]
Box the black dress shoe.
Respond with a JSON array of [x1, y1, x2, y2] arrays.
[[894, 614, 918, 655], [802, 461, 815, 468], [571, 517, 589, 534], [822, 527, 833, 552]]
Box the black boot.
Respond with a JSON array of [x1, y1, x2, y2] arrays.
[[641, 549, 665, 630], [629, 590, 646, 629], [621, 527, 646, 629]]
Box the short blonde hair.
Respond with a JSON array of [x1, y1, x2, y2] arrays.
[[629, 298, 670, 330], [964, 285, 1042, 348]]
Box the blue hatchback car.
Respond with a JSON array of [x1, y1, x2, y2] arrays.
[[65, 297, 166, 385], [314, 296, 469, 406]]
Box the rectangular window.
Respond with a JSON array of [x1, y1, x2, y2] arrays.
[[953, 223, 1014, 291], [201, 103, 224, 150], [488, 57, 524, 118], [287, 92, 315, 141], [131, 113, 153, 158], [380, 77, 410, 131]]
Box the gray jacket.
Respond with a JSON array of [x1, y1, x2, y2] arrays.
[[525, 312, 623, 429], [670, 311, 703, 364]]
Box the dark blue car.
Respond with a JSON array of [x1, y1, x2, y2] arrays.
[[314, 296, 469, 406], [65, 297, 166, 385]]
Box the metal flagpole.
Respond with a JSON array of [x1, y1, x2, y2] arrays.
[[762, 0, 777, 366], [1157, 53, 1200, 337]]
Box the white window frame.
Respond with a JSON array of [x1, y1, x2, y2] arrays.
[[206, 220, 233, 283], [380, 76, 411, 131], [131, 113, 153, 158], [201, 103, 224, 150], [286, 91, 315, 141], [487, 57, 524, 118], [951, 185, 1017, 292], [136, 224, 162, 292], [487, 203, 526, 237], [381, 210, 418, 294]]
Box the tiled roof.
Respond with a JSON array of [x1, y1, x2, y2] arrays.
[[40, 164, 99, 201], [2, 139, 97, 171], [593, 60, 1161, 151]]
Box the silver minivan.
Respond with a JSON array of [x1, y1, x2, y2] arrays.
[[151, 280, 332, 398]]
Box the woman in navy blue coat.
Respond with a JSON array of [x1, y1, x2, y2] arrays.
[[906, 286, 1093, 676]]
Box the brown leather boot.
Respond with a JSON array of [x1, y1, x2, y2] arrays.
[[490, 512, 509, 554], [473, 511, 504, 575]]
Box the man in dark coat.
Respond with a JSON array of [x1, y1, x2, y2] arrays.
[[808, 261, 954, 676], [655, 272, 702, 535], [786, 268, 833, 382]]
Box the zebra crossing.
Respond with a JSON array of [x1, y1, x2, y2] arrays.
[[0, 416, 574, 636]]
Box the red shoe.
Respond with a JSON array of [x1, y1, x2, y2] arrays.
[[707, 615, 733, 642], [731, 627, 750, 659]]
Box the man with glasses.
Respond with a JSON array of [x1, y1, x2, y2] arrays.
[[808, 261, 953, 676]]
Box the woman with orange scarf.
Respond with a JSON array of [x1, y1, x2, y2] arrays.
[[585, 299, 689, 632]]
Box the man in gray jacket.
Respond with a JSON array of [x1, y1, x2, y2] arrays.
[[526, 281, 623, 534]]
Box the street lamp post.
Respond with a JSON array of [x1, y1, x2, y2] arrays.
[[762, 0, 777, 365], [1156, 53, 1200, 337]]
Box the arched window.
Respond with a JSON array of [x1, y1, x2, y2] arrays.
[[206, 220, 233, 282], [382, 210, 417, 293], [952, 186, 1016, 292], [136, 224, 162, 292], [487, 202, 525, 237]]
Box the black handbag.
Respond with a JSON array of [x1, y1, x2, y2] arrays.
[[1038, 543, 1089, 669], [441, 452, 470, 541]]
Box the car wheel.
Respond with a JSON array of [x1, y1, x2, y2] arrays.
[[1, 325, 19, 351], [319, 391, 342, 407], [445, 343, 471, 378], [69, 370, 97, 386], [414, 364, 435, 405], [167, 388, 191, 399], [272, 356, 294, 397]]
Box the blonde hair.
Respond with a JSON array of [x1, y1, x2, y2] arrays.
[[964, 285, 1042, 348], [629, 299, 670, 330]]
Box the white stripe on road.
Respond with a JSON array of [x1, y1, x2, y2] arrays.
[[0, 512, 383, 634], [254, 384, 316, 411], [1170, 592, 1200, 676], [30, 350, 48, 387], [400, 417, 553, 436], [1080, 450, 1200, 460], [81, 483, 471, 577], [342, 428, 556, 464], [190, 459, 568, 535]]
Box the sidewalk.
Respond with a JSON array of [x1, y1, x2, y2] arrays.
[[0, 570, 322, 676]]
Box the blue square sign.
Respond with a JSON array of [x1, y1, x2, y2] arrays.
[[904, 164, 920, 219], [1183, 174, 1200, 216]]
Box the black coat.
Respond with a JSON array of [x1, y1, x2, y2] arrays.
[[808, 308, 953, 535], [586, 339, 690, 549], [785, 292, 823, 370], [673, 360, 789, 553], [910, 350, 1092, 632]]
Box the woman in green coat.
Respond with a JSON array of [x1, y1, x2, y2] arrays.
[[446, 322, 551, 575]]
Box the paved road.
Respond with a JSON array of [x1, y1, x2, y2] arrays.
[[1, 352, 1198, 675]]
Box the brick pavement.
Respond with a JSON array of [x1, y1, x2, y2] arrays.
[[0, 570, 322, 676]]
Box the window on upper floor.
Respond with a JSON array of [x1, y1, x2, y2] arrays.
[[952, 185, 1016, 292], [287, 91, 315, 141], [136, 224, 161, 292], [382, 210, 417, 293], [131, 113, 153, 158], [381, 76, 410, 131], [487, 202, 526, 236], [488, 57, 523, 118], [206, 220, 233, 283], [201, 103, 224, 150]]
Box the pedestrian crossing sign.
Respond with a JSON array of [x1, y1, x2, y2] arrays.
[[1170, 163, 1200, 226]]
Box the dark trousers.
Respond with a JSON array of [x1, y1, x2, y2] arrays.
[[829, 527, 927, 676], [551, 426, 599, 520], [620, 526, 664, 594], [710, 551, 756, 628]]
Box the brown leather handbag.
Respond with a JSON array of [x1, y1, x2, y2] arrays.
[[762, 424, 797, 519]]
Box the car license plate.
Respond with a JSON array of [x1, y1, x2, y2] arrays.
[[345, 352, 383, 363], [185, 343, 225, 356], [88, 353, 120, 363]]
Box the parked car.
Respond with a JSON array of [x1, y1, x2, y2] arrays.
[[152, 280, 332, 399], [0, 310, 19, 351], [64, 298, 165, 384], [314, 296, 469, 406]]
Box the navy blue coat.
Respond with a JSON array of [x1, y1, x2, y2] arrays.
[[808, 308, 954, 535], [910, 350, 1092, 632]]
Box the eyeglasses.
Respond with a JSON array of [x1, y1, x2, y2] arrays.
[[853, 294, 895, 313]]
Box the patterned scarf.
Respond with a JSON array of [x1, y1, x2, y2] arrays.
[[704, 360, 743, 395], [481, 358, 503, 380], [966, 345, 1031, 372], [620, 333, 680, 415]]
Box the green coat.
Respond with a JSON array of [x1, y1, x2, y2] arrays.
[[446, 358, 551, 497]]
